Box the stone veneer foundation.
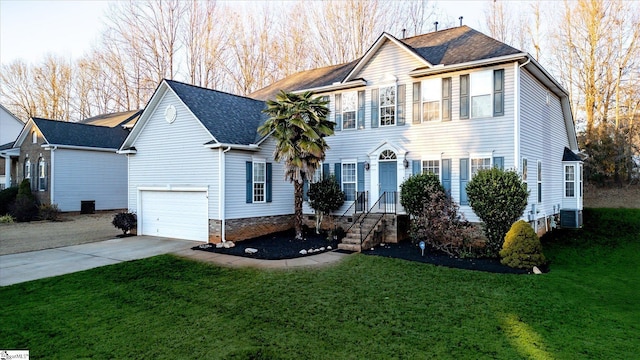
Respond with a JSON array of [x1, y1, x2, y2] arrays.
[[208, 214, 294, 243]]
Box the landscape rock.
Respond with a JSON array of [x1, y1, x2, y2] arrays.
[[245, 248, 258, 254], [223, 241, 235, 248], [327, 246, 332, 250], [533, 266, 543, 274], [215, 243, 224, 249], [299, 249, 308, 255], [319, 247, 325, 251]]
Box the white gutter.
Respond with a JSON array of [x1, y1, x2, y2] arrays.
[[117, 149, 137, 155], [42, 144, 118, 153], [205, 143, 260, 151], [219, 146, 232, 242], [513, 62, 521, 172], [409, 53, 528, 77], [292, 79, 367, 95]]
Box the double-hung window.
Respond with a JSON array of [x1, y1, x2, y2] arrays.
[[565, 165, 575, 197], [422, 160, 440, 179], [471, 157, 491, 176], [24, 159, 31, 180], [38, 158, 46, 191], [421, 78, 441, 122], [470, 71, 493, 118], [342, 91, 357, 130], [342, 162, 356, 201], [253, 161, 266, 203], [537, 161, 542, 203], [379, 86, 396, 126]]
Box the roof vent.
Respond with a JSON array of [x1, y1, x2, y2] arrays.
[[434, 21, 439, 31], [459, 16, 464, 26], [402, 28, 406, 39]]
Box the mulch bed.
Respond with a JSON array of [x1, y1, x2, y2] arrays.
[[193, 230, 534, 274], [193, 229, 340, 260]]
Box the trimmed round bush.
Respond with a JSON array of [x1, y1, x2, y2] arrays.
[[466, 168, 528, 257], [400, 172, 444, 217], [500, 220, 546, 269]]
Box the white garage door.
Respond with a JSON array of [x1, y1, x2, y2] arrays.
[[140, 190, 208, 242]]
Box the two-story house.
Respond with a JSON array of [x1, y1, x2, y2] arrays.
[[120, 26, 583, 246]]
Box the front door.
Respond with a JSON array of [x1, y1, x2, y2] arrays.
[[378, 161, 397, 212]]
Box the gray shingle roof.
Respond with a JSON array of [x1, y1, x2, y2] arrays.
[[562, 147, 583, 162], [165, 80, 268, 145], [249, 26, 521, 101], [33, 118, 129, 149], [80, 110, 142, 128]]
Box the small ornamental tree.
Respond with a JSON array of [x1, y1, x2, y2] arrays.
[[112, 212, 137, 235], [308, 175, 345, 233], [401, 173, 479, 257], [12, 179, 38, 222], [466, 168, 528, 257], [500, 220, 546, 269]]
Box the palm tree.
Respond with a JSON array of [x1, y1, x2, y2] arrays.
[[259, 91, 333, 240]]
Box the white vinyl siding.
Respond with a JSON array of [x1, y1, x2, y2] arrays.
[[520, 68, 572, 215], [225, 137, 293, 219], [127, 90, 219, 219], [318, 40, 516, 222], [54, 149, 127, 211]]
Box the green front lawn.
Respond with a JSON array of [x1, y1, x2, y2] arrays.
[[1, 208, 638, 359]]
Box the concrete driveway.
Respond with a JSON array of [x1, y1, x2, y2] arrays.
[[0, 236, 199, 286]]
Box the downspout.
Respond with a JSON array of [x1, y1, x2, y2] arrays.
[[50, 146, 56, 205], [219, 146, 232, 242]]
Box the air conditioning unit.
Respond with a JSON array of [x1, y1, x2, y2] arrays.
[[560, 209, 583, 228]]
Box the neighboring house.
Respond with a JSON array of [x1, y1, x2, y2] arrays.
[[80, 110, 141, 129], [0, 104, 25, 189], [7, 118, 130, 212], [122, 26, 583, 245]]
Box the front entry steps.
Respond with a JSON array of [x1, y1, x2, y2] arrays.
[[338, 215, 387, 252]]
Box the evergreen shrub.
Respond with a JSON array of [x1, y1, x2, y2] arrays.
[[500, 220, 546, 269], [112, 212, 137, 234], [466, 168, 528, 257]]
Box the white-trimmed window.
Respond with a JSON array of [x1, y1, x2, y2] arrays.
[[342, 91, 357, 130], [565, 165, 575, 198], [470, 70, 492, 118], [471, 157, 491, 176], [421, 78, 441, 122], [32, 131, 37, 144], [312, 164, 323, 183], [537, 160, 542, 203], [38, 158, 46, 191], [422, 159, 440, 179], [342, 162, 356, 201], [253, 161, 266, 203], [24, 159, 31, 180], [379, 86, 396, 126]]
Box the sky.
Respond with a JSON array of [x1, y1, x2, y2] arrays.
[[0, 0, 487, 66]]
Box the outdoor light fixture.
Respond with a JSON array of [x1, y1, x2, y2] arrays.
[[364, 162, 370, 171], [403, 159, 409, 168]]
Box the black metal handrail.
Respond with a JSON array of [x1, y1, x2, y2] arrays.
[[335, 191, 367, 235], [359, 191, 397, 244]]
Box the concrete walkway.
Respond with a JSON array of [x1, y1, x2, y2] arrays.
[[0, 236, 350, 286]]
